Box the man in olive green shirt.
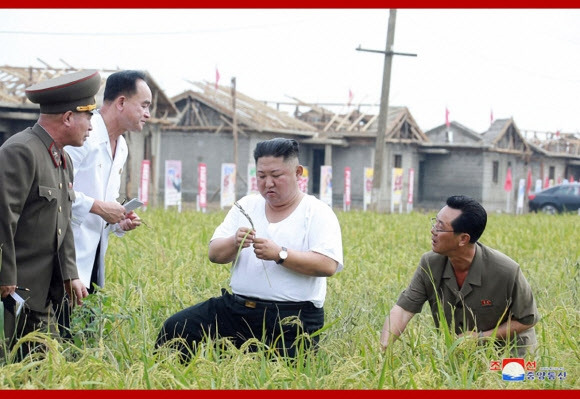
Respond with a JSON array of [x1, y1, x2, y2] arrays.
[[381, 195, 539, 357]]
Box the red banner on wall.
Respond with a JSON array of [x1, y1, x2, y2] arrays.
[[198, 163, 207, 211], [344, 167, 351, 211], [504, 167, 513, 192], [408, 168, 414, 204], [139, 160, 150, 208]]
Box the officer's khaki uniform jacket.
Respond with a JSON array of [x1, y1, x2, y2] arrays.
[[0, 123, 79, 312]]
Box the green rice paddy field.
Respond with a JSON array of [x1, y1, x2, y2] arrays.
[[1, 208, 578, 389]]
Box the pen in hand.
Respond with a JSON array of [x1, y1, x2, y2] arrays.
[[17, 286, 30, 292]]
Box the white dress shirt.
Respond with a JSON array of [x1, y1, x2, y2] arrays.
[[65, 110, 128, 288]]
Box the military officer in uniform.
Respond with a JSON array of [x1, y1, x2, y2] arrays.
[[0, 69, 100, 360]]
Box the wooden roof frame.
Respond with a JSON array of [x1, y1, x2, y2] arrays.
[[0, 63, 177, 121]]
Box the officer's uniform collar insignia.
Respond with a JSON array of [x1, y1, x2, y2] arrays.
[[48, 142, 66, 169]]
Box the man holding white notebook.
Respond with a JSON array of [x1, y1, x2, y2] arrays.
[[65, 70, 151, 297]]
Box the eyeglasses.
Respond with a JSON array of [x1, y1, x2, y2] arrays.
[[430, 217, 455, 233]]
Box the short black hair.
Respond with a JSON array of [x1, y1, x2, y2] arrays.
[[253, 138, 299, 164], [103, 70, 147, 102], [446, 195, 487, 243]]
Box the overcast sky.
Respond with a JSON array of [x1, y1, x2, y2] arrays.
[[1, 8, 579, 136]]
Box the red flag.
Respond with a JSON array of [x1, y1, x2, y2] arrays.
[[445, 107, 450, 128], [347, 89, 353, 107], [504, 167, 512, 192], [215, 67, 220, 89], [526, 168, 532, 194], [490, 109, 494, 125]]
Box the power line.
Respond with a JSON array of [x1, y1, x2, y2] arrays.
[[0, 18, 308, 37]]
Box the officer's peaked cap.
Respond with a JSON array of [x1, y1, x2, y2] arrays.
[[25, 69, 101, 114]]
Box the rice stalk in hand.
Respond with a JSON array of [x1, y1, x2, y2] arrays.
[[233, 202, 271, 287], [234, 202, 255, 230]]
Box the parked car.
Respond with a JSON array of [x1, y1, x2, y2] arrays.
[[528, 182, 580, 214]]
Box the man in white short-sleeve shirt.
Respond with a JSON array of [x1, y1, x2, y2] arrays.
[[156, 137, 343, 361]]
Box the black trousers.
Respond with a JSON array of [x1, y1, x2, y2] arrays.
[[155, 289, 324, 360], [88, 241, 101, 295], [2, 301, 59, 362], [54, 241, 101, 340]]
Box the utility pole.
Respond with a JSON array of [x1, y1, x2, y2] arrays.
[[357, 9, 416, 212]]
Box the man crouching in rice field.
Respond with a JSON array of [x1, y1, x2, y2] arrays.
[[380, 195, 540, 358], [156, 137, 344, 361]]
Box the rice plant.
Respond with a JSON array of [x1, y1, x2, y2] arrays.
[[0, 208, 578, 389]]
